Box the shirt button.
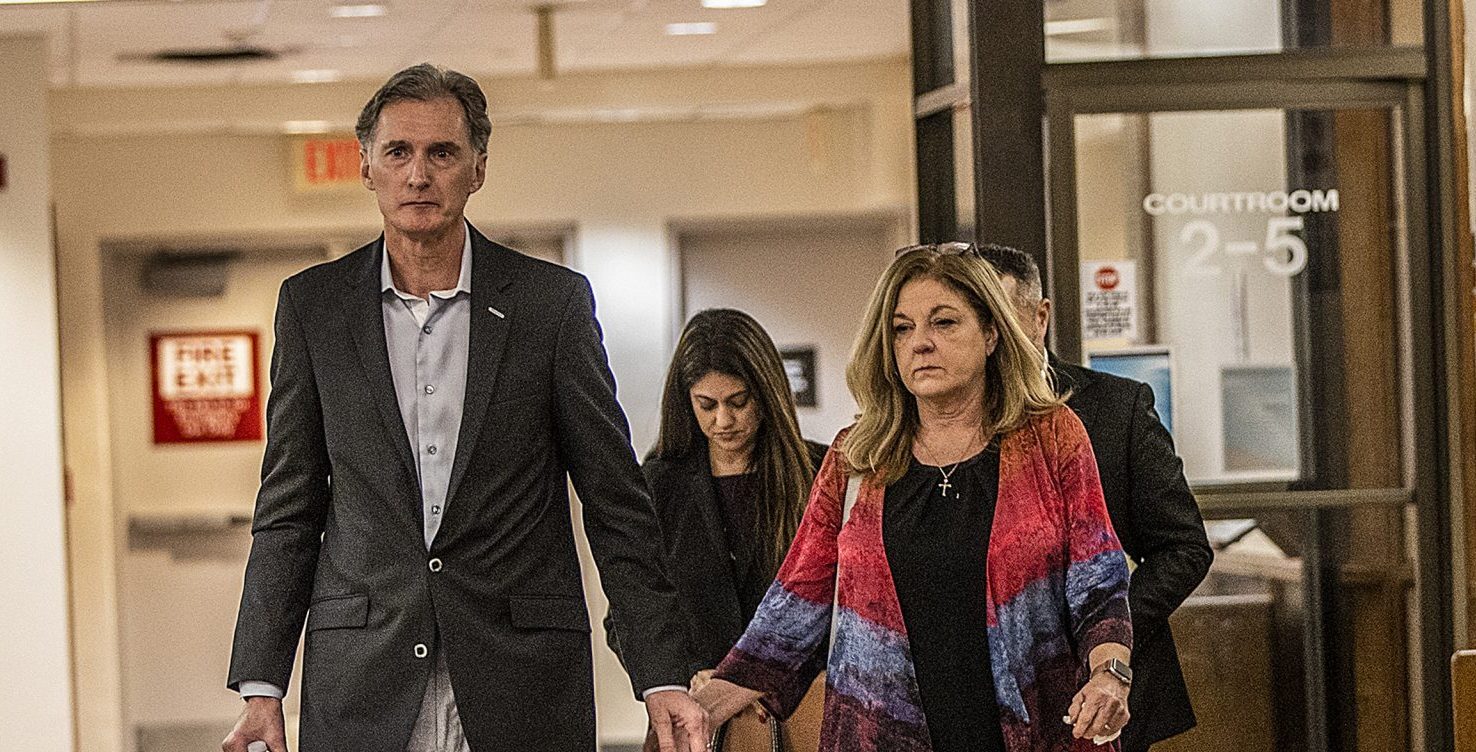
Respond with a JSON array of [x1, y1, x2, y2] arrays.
[[413, 643, 429, 659], [431, 505, 441, 515], [423, 324, 433, 334], [424, 384, 436, 395], [428, 558, 443, 572], [427, 445, 437, 455]]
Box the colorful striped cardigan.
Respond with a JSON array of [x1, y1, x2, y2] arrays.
[[713, 406, 1132, 752]]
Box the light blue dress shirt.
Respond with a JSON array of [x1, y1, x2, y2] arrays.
[[239, 227, 471, 700]]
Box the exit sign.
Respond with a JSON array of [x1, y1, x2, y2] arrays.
[[288, 136, 362, 193]]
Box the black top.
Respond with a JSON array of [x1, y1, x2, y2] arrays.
[[884, 448, 1006, 752], [712, 472, 766, 622], [609, 440, 829, 676]]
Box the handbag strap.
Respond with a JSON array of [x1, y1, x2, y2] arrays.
[[827, 474, 861, 662]]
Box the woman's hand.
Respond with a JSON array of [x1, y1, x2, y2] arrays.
[[1066, 667, 1130, 743], [689, 669, 715, 694]]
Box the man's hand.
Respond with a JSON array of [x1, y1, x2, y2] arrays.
[[221, 697, 288, 752], [645, 689, 709, 752]]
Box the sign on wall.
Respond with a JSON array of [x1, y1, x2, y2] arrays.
[[151, 331, 262, 444], [1080, 260, 1139, 341], [780, 346, 818, 408], [289, 135, 362, 192]]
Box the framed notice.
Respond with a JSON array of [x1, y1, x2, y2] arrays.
[[780, 346, 818, 408], [1080, 260, 1140, 342], [151, 331, 263, 444], [1219, 364, 1300, 481]]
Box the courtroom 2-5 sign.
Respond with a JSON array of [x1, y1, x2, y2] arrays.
[[151, 331, 263, 444]]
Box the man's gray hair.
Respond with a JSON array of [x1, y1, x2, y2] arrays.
[[356, 63, 492, 154]]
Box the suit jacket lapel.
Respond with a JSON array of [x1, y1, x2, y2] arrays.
[[445, 228, 516, 505], [684, 451, 727, 557], [1048, 350, 1094, 398], [344, 239, 418, 487]]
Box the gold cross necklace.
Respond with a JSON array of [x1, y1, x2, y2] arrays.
[[916, 422, 986, 499]]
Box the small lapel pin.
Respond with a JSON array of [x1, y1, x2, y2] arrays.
[[487, 306, 505, 319]]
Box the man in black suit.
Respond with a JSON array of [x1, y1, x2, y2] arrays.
[[981, 244, 1213, 752], [222, 64, 705, 752]]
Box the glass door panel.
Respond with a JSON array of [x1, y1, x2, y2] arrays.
[[1052, 97, 1419, 752]]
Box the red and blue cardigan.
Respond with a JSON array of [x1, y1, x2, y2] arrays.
[[713, 406, 1132, 752]]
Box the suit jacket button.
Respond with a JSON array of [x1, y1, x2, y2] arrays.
[[414, 643, 429, 659], [428, 558, 443, 572]]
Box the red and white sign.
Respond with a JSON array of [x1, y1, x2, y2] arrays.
[[290, 135, 362, 192], [1080, 261, 1139, 342], [151, 331, 262, 444]]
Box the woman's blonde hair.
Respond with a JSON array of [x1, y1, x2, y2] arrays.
[[843, 245, 1065, 483]]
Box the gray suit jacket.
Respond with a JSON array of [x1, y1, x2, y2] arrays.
[[228, 227, 689, 751]]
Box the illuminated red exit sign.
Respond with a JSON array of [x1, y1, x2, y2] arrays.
[[289, 136, 361, 192]]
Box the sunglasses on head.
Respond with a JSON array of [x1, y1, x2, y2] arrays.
[[893, 241, 981, 258]]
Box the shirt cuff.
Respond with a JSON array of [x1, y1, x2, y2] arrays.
[[641, 685, 688, 700], [239, 681, 285, 700]]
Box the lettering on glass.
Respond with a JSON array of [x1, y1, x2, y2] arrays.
[[151, 331, 263, 443], [1145, 188, 1337, 279]]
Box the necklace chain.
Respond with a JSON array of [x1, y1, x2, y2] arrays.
[[916, 422, 986, 498]]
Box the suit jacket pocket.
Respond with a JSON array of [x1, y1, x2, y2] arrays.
[[307, 593, 369, 631], [509, 595, 590, 633]]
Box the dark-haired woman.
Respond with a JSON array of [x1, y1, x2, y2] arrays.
[[607, 308, 826, 751]]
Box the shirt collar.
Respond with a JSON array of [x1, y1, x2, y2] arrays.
[[380, 222, 473, 300]]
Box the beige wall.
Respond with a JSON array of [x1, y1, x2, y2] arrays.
[[54, 59, 914, 750], [679, 216, 907, 444], [0, 34, 75, 752], [104, 250, 321, 734]]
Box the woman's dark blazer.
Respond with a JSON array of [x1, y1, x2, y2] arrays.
[[606, 440, 828, 675]]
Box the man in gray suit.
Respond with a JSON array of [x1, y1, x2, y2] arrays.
[[221, 64, 706, 752]]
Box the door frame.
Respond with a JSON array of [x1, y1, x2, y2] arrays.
[[1042, 48, 1448, 752]]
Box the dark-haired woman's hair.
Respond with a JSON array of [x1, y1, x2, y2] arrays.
[[652, 308, 814, 579]]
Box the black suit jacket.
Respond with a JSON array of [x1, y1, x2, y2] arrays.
[[606, 441, 828, 675], [1052, 356, 1213, 751], [228, 227, 689, 752]]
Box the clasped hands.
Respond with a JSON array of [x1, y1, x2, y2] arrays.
[[643, 669, 768, 752]]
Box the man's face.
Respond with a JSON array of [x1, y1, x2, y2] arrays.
[[997, 274, 1051, 351], [361, 97, 487, 240]]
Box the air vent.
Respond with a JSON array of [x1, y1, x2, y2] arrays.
[[141, 251, 240, 298], [118, 45, 289, 65]]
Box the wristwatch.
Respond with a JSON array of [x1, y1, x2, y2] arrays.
[[1096, 657, 1133, 686]]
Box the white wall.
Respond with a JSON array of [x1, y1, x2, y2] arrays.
[[104, 250, 322, 732], [679, 216, 905, 444], [1146, 110, 1297, 483], [0, 34, 75, 752], [54, 59, 914, 750], [1065, 5, 1298, 484]]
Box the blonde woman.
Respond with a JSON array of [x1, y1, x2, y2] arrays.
[[677, 244, 1134, 752]]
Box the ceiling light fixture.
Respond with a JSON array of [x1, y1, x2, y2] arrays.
[[282, 120, 334, 135], [292, 69, 343, 84], [666, 22, 717, 36], [701, 0, 765, 7], [1044, 17, 1113, 36], [329, 3, 388, 18]]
